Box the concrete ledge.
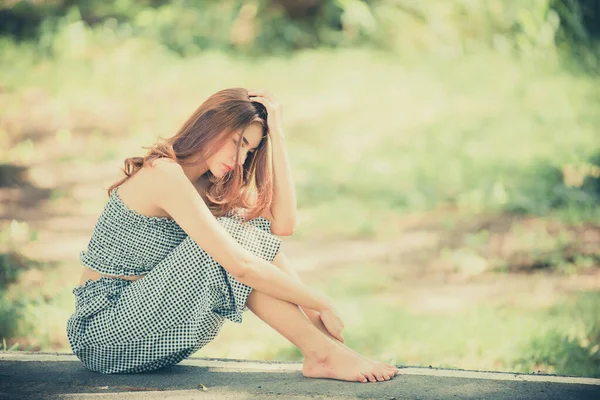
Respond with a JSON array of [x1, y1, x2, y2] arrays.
[[1, 352, 599, 399]]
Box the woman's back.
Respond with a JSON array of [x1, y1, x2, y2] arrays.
[[80, 183, 187, 278], [115, 158, 188, 221]]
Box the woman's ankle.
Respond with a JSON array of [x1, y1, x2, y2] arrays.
[[301, 335, 339, 361]]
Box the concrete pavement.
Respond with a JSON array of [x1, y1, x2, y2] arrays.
[[1, 352, 599, 399]]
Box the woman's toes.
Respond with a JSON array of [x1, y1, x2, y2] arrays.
[[379, 362, 397, 371], [366, 372, 377, 383], [357, 373, 368, 383]]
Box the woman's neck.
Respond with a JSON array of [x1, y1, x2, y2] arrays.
[[180, 155, 209, 182], [193, 174, 210, 195]]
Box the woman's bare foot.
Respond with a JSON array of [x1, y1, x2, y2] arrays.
[[331, 339, 398, 373], [302, 341, 398, 383], [307, 310, 397, 373]]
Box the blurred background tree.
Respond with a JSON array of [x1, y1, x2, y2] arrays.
[[0, 0, 598, 61]]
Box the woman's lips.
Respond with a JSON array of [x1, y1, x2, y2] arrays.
[[223, 163, 233, 171]]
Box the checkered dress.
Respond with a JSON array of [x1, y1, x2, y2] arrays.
[[66, 187, 281, 374]]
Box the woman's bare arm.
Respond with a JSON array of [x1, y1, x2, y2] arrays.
[[260, 134, 296, 236], [247, 90, 296, 236], [149, 161, 332, 312]]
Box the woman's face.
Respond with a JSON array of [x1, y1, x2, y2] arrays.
[[206, 123, 264, 178]]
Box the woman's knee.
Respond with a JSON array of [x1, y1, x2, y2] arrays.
[[217, 216, 282, 262], [270, 250, 303, 283], [271, 250, 288, 268]]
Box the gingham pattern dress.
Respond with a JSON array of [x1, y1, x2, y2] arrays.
[[66, 186, 281, 374]]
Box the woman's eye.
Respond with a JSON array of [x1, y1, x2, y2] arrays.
[[233, 139, 245, 148]]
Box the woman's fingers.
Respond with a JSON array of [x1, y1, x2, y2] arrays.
[[248, 90, 281, 111], [247, 89, 275, 101], [333, 331, 344, 343], [319, 308, 345, 343], [249, 95, 273, 110], [250, 95, 280, 114]]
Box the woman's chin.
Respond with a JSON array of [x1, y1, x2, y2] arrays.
[[210, 168, 230, 179]]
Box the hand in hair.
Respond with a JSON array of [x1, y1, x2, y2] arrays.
[[247, 89, 284, 137]]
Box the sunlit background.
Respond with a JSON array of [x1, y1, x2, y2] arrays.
[[1, 0, 599, 378]]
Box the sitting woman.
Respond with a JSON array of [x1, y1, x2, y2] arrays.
[[66, 88, 398, 383]]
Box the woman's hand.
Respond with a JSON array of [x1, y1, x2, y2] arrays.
[[247, 89, 284, 137], [319, 305, 345, 343]]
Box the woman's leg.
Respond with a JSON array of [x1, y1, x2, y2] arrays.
[[269, 252, 332, 336], [245, 253, 398, 383], [269, 251, 398, 371]]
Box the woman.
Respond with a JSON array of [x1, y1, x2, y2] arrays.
[[66, 88, 398, 383]]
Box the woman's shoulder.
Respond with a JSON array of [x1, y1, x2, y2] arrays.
[[141, 158, 186, 183], [117, 158, 188, 219], [147, 157, 182, 171], [123, 158, 185, 197]]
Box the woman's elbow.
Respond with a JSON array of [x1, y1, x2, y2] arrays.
[[270, 216, 296, 236], [229, 253, 254, 279], [271, 224, 295, 236], [232, 255, 263, 286]]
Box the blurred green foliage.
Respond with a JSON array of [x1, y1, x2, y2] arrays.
[[0, 221, 45, 343], [515, 291, 600, 377], [0, 0, 599, 63]]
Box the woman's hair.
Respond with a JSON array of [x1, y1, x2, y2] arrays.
[[107, 87, 272, 221]]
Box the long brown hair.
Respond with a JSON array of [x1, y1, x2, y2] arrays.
[[107, 87, 273, 221]]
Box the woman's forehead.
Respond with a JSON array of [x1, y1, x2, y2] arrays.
[[235, 124, 263, 145]]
